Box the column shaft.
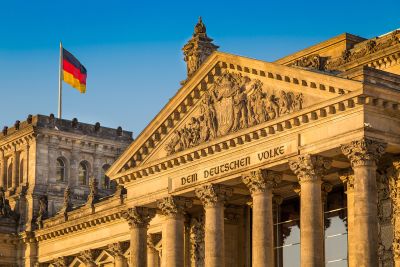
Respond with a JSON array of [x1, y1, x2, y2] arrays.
[[252, 191, 274, 267], [204, 201, 225, 267], [12, 151, 18, 188], [147, 247, 160, 267], [300, 180, 324, 267], [130, 226, 147, 267], [353, 165, 378, 266], [0, 158, 4, 188], [163, 215, 184, 267]]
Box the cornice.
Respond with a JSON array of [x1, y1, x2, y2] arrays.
[[107, 51, 362, 180], [0, 126, 35, 149]]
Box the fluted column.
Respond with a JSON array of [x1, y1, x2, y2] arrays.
[[289, 154, 331, 267], [158, 196, 192, 267], [341, 138, 386, 266], [339, 170, 355, 267], [195, 184, 233, 267], [388, 160, 400, 266], [122, 207, 156, 267], [242, 169, 281, 267], [108, 242, 128, 267], [147, 233, 161, 267]]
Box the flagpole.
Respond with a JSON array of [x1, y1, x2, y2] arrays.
[[58, 41, 63, 119]]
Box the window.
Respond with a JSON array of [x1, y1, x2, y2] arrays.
[[78, 161, 89, 185], [56, 158, 66, 182], [100, 164, 111, 189], [7, 163, 13, 189], [19, 159, 24, 184]]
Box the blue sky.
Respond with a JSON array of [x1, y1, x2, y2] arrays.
[[0, 0, 399, 137]]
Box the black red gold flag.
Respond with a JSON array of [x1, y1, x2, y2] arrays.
[[62, 48, 87, 93]]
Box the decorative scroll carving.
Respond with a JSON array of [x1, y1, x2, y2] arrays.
[[166, 71, 304, 155], [190, 216, 205, 267], [291, 54, 324, 70], [122, 207, 156, 228], [36, 195, 48, 229], [241, 169, 281, 195], [325, 30, 400, 70], [108, 242, 126, 258], [288, 155, 331, 183], [157, 196, 193, 218], [195, 184, 233, 208], [341, 138, 386, 167], [182, 17, 219, 83]]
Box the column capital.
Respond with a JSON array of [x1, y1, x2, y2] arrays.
[[339, 169, 355, 192], [147, 233, 162, 250], [289, 154, 331, 183], [79, 249, 96, 265], [157, 196, 192, 218], [341, 138, 386, 167], [242, 169, 281, 195], [108, 242, 126, 257], [195, 184, 233, 208], [122, 207, 156, 228], [321, 181, 333, 203]]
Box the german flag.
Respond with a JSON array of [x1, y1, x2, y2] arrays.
[[62, 48, 87, 93]]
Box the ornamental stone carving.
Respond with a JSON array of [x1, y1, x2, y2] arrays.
[[36, 195, 48, 229], [59, 186, 72, 214], [157, 196, 193, 218], [147, 233, 162, 250], [339, 170, 355, 192], [86, 177, 99, 207], [79, 249, 97, 265], [241, 169, 281, 195], [108, 242, 126, 258], [122, 207, 156, 228], [0, 187, 12, 217], [341, 138, 386, 167], [190, 216, 205, 267], [195, 184, 233, 208], [182, 17, 219, 83], [291, 54, 324, 70], [288, 154, 331, 183], [52, 257, 68, 267], [321, 182, 333, 203], [166, 71, 304, 155]]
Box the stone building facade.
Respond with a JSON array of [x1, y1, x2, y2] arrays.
[[2, 19, 400, 267]]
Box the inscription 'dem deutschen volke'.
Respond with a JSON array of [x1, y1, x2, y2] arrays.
[[180, 145, 285, 186]]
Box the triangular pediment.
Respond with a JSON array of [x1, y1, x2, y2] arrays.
[[107, 51, 362, 182]]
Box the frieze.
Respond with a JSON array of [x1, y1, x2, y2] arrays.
[[165, 71, 304, 155]]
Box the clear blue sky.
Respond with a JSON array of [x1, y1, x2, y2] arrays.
[[1, 0, 399, 137]]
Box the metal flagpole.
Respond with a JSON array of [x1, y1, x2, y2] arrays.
[[58, 41, 63, 119]]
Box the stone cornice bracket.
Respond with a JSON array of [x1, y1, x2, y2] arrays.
[[289, 154, 332, 183], [242, 169, 282, 195], [195, 184, 233, 208], [339, 169, 355, 192], [122, 207, 156, 228], [157, 196, 193, 218], [341, 138, 386, 167]]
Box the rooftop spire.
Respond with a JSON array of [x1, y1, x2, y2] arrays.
[[181, 17, 219, 85]]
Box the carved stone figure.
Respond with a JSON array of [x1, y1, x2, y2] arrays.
[[292, 54, 323, 70], [86, 177, 99, 207], [166, 71, 305, 155], [36, 195, 48, 229]]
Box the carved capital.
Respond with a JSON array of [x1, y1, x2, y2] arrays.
[[293, 183, 301, 196], [394, 232, 400, 260], [122, 207, 156, 228], [52, 257, 68, 267], [108, 242, 126, 257], [289, 154, 331, 183], [339, 170, 355, 192], [147, 233, 162, 250], [157, 196, 193, 218], [341, 138, 386, 167], [242, 169, 281, 195], [195, 184, 233, 208], [79, 250, 96, 265], [321, 182, 333, 203]]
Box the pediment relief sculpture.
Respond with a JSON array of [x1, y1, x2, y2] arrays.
[[165, 71, 304, 155]]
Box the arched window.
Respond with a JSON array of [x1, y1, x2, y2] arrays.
[[56, 158, 66, 182], [7, 163, 13, 189], [78, 161, 89, 185], [19, 159, 24, 184], [100, 164, 111, 189]]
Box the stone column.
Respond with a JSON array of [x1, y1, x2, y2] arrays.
[[339, 170, 355, 267], [147, 233, 161, 267], [122, 207, 156, 267], [0, 150, 4, 188], [158, 196, 192, 267], [11, 148, 18, 189], [242, 169, 281, 267], [80, 250, 96, 267], [289, 154, 331, 267], [388, 160, 400, 266], [93, 144, 103, 188], [108, 242, 128, 267], [22, 231, 38, 267], [70, 141, 80, 187], [195, 184, 233, 267], [48, 136, 58, 183], [341, 138, 386, 266]]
